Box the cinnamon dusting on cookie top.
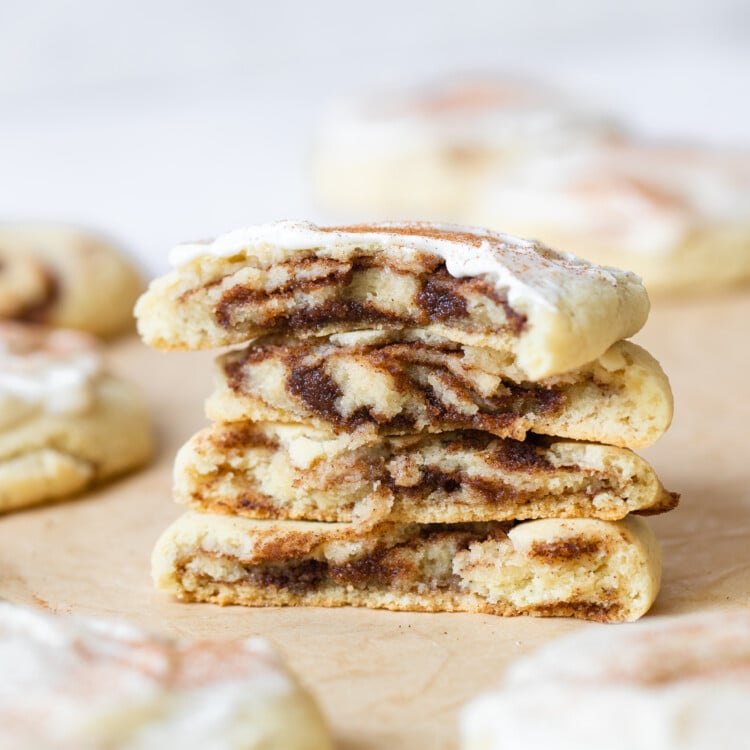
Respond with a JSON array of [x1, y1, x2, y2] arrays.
[[169, 221, 638, 313]]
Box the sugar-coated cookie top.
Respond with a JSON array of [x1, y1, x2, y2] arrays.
[[462, 610, 750, 750], [0, 602, 301, 748], [507, 609, 750, 686], [170, 220, 639, 313], [0, 323, 102, 419]]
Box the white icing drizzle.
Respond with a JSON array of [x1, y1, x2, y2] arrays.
[[170, 221, 630, 313], [0, 326, 102, 419]]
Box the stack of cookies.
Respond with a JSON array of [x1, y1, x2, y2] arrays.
[[136, 221, 677, 622]]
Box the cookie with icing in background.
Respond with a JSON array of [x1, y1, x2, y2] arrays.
[[311, 75, 616, 224], [0, 602, 332, 750], [311, 76, 750, 294], [473, 140, 750, 294], [461, 609, 750, 749], [0, 322, 153, 512]]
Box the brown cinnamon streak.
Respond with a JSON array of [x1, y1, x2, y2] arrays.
[[212, 257, 525, 336]]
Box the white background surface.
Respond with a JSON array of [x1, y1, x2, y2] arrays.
[[1, 0, 748, 274]]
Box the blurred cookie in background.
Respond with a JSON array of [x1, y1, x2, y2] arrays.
[[473, 141, 750, 294], [461, 609, 750, 750], [312, 76, 750, 294], [0, 602, 332, 750], [0, 323, 153, 513], [0, 224, 144, 337], [311, 75, 617, 223]]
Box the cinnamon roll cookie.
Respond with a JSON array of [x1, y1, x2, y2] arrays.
[[0, 602, 332, 750], [475, 141, 750, 294], [311, 76, 615, 221], [135, 221, 649, 380], [0, 224, 143, 337], [208, 335, 672, 449], [153, 512, 661, 623], [312, 77, 750, 294], [0, 323, 152, 512], [461, 610, 750, 749], [174, 422, 677, 524]]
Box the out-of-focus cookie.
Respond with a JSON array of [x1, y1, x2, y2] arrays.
[[311, 76, 615, 220], [0, 323, 153, 512], [0, 224, 143, 337], [175, 422, 677, 524], [153, 511, 661, 622], [312, 77, 750, 294], [461, 610, 750, 750], [135, 220, 649, 381], [0, 602, 332, 750], [208, 334, 673, 450], [475, 141, 750, 294]]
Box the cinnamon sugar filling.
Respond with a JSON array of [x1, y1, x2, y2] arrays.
[[213, 256, 526, 336], [179, 524, 512, 595], [185, 427, 652, 505], [224, 340, 566, 434], [15, 267, 61, 323], [194, 432, 568, 504]]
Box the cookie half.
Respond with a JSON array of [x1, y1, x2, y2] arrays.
[[0, 602, 332, 750], [461, 610, 750, 749], [208, 334, 672, 449], [135, 221, 649, 380], [0, 324, 153, 512], [153, 512, 661, 622], [0, 224, 144, 337], [175, 422, 677, 524]]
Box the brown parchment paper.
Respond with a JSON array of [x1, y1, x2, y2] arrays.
[[1, 290, 749, 749]]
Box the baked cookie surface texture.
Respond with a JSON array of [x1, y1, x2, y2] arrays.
[[475, 141, 750, 294]]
